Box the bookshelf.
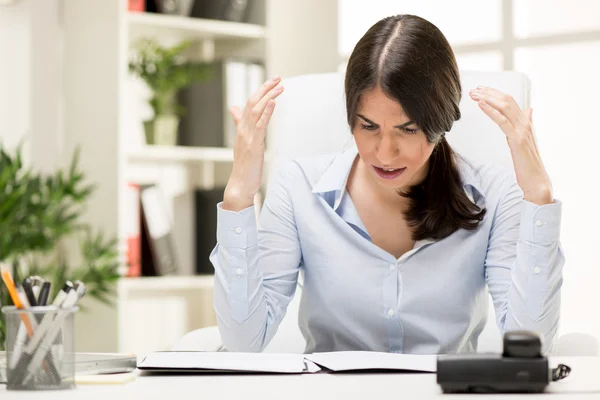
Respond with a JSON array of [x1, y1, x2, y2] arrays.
[[127, 145, 235, 163], [127, 145, 272, 165], [62, 0, 268, 355], [119, 6, 269, 356], [128, 12, 267, 41], [60, 0, 338, 355], [117, 275, 216, 357], [119, 275, 214, 291]]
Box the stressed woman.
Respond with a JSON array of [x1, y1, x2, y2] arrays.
[[210, 15, 563, 354]]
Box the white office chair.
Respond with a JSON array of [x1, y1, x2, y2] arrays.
[[174, 71, 598, 356]]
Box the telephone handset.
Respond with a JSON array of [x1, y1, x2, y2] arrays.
[[437, 330, 571, 393]]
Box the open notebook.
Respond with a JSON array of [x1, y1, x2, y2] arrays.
[[137, 351, 437, 374]]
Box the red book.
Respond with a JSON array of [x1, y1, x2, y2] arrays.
[[128, 0, 145, 12], [126, 183, 142, 277]]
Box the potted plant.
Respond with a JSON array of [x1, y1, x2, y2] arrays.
[[128, 39, 213, 146], [0, 144, 120, 351]]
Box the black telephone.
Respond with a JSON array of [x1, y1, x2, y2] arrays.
[[436, 331, 571, 393]]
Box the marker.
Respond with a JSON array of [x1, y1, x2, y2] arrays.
[[29, 276, 44, 302], [37, 281, 51, 306], [73, 280, 87, 300], [22, 278, 38, 307]]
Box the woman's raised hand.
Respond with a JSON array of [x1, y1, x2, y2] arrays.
[[222, 75, 284, 212]]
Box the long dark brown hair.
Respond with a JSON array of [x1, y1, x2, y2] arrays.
[[345, 14, 486, 241]]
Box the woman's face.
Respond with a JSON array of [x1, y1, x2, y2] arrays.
[[353, 86, 436, 192]]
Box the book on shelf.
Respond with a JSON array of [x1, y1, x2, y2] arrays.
[[193, 188, 263, 275], [127, 0, 145, 12], [194, 187, 225, 274], [140, 184, 179, 276], [178, 59, 265, 149], [190, 0, 253, 23], [125, 182, 142, 277]]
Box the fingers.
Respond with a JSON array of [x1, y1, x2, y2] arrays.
[[477, 100, 515, 137], [248, 83, 284, 129], [243, 75, 282, 121], [469, 86, 529, 131], [229, 106, 243, 127], [525, 107, 533, 123], [254, 99, 277, 140]]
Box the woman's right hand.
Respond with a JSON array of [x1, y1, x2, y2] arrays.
[[222, 75, 284, 212]]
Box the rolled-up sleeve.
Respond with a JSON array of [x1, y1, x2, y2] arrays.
[[485, 175, 565, 354], [210, 162, 302, 352]]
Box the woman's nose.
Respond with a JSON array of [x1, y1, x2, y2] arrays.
[[375, 134, 400, 165]]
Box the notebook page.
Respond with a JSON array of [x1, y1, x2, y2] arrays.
[[304, 351, 437, 372], [138, 352, 314, 373]]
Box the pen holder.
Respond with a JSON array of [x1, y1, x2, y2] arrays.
[[0, 351, 6, 384], [2, 305, 78, 390]]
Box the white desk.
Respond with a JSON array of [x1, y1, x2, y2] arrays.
[[1, 357, 599, 399]]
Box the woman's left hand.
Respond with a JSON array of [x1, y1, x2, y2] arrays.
[[469, 86, 554, 206]]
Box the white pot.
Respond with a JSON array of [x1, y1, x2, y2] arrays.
[[144, 115, 180, 146]]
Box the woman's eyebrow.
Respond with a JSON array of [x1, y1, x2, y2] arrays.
[[357, 114, 414, 128]]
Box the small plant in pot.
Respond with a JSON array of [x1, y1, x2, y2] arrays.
[[129, 39, 212, 146]]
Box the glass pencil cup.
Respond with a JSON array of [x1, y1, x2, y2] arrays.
[[2, 305, 78, 390]]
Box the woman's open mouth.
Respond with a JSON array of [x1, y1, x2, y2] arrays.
[[373, 166, 406, 180]]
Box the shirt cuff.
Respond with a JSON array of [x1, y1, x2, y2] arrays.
[[518, 199, 562, 244], [216, 202, 258, 249]]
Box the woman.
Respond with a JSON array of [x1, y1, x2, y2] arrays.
[[210, 14, 563, 354]]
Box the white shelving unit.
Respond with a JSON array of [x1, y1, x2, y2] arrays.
[[128, 12, 267, 41], [64, 0, 268, 355], [118, 275, 215, 291], [127, 145, 272, 165], [119, 8, 268, 355], [117, 275, 217, 356], [127, 145, 234, 164], [61, 0, 338, 354]]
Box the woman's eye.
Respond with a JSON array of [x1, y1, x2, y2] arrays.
[[361, 124, 377, 131]]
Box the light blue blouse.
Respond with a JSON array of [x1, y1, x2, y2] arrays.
[[210, 146, 564, 354]]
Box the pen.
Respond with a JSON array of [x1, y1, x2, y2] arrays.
[[32, 285, 40, 301], [10, 285, 41, 374], [29, 276, 44, 302], [37, 281, 51, 306], [73, 280, 87, 299], [22, 282, 87, 385], [22, 278, 38, 307]]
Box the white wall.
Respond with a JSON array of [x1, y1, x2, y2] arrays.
[[62, 0, 124, 352], [266, 0, 339, 78], [0, 0, 63, 171], [0, 0, 122, 352], [0, 1, 32, 159]]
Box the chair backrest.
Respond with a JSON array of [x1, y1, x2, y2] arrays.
[[264, 70, 532, 354], [269, 70, 530, 180]]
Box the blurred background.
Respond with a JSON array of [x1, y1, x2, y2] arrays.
[[0, 0, 597, 355]]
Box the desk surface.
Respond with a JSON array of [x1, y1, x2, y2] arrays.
[[1, 357, 599, 399]]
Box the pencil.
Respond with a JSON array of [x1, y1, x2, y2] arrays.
[[0, 265, 34, 337]]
